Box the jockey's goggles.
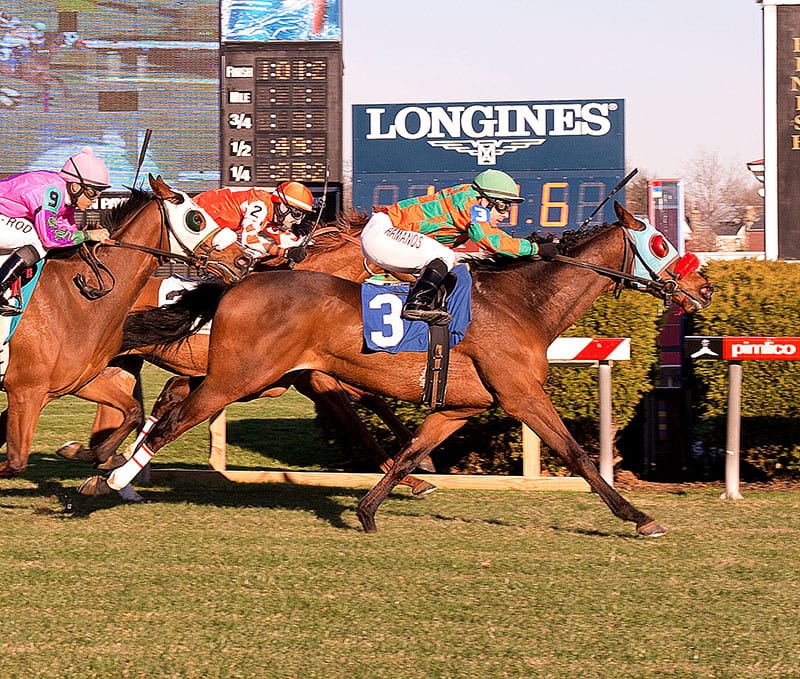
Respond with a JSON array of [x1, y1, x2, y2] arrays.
[[474, 188, 512, 215], [81, 185, 101, 200], [486, 198, 512, 215], [275, 201, 309, 221]]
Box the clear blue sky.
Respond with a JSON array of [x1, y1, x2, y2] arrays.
[[341, 0, 764, 179]]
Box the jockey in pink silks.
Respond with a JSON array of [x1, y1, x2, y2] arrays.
[[0, 146, 112, 315]]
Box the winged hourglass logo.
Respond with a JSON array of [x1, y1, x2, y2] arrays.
[[427, 138, 545, 166]]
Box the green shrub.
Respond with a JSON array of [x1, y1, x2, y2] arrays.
[[687, 260, 800, 478]]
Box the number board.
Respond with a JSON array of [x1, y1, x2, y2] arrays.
[[220, 44, 342, 186], [351, 99, 625, 236]]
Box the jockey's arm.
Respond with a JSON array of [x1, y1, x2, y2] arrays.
[[466, 221, 535, 257]]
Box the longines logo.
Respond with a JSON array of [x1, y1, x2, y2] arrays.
[[364, 102, 617, 166]]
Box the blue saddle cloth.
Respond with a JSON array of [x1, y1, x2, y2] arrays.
[[361, 264, 472, 354], [6, 263, 43, 340]]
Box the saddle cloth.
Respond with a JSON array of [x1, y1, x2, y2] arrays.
[[361, 263, 472, 354], [0, 259, 44, 385]]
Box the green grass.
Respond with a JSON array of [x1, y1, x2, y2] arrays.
[[2, 367, 800, 678]]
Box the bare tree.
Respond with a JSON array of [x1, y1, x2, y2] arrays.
[[682, 148, 761, 227]]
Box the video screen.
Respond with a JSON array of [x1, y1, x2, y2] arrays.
[[0, 1, 219, 192], [221, 0, 341, 43]]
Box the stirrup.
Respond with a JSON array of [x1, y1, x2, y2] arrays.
[[0, 301, 21, 317], [401, 305, 452, 325]]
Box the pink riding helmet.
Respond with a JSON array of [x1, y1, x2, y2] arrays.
[[59, 146, 111, 189]]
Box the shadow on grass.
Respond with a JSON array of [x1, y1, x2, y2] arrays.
[[0, 456, 426, 531]]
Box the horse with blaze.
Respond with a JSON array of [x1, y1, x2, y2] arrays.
[[82, 203, 713, 537]]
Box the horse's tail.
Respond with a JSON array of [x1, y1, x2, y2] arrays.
[[121, 280, 229, 352]]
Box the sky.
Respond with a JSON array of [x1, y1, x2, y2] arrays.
[[340, 0, 764, 180]]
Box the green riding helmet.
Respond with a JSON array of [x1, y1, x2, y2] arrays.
[[471, 169, 524, 203]]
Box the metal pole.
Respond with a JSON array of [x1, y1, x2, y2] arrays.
[[722, 361, 744, 500], [598, 360, 614, 486]]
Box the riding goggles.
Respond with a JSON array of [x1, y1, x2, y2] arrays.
[[486, 198, 512, 215], [275, 201, 309, 221], [81, 185, 101, 200]]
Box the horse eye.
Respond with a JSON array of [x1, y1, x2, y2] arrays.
[[649, 234, 669, 258], [185, 211, 204, 233]]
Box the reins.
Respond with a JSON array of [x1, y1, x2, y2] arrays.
[[73, 194, 203, 300], [549, 225, 680, 303]]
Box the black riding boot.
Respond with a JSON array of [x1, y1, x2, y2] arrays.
[[401, 259, 453, 325], [0, 248, 39, 316]]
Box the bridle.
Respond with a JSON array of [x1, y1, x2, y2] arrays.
[[74, 193, 250, 300], [546, 222, 712, 310]]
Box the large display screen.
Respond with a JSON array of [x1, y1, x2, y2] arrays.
[[221, 0, 341, 43], [0, 1, 219, 192]]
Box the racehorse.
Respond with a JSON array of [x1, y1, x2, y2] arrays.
[[81, 203, 714, 536], [0, 175, 252, 477], [65, 220, 435, 495]]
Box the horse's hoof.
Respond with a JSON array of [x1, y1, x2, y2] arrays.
[[78, 475, 112, 496], [416, 458, 437, 473], [94, 454, 127, 471], [410, 479, 437, 496], [637, 520, 667, 538], [55, 441, 95, 462]]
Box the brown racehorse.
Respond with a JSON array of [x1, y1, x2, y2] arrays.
[[81, 203, 714, 536], [0, 175, 252, 477], [66, 221, 435, 495]]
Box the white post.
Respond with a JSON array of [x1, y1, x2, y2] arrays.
[[521, 425, 541, 478], [208, 409, 227, 471], [721, 361, 744, 500], [598, 360, 614, 486]]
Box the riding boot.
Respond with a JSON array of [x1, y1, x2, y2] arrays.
[[0, 249, 39, 316], [401, 259, 453, 325]]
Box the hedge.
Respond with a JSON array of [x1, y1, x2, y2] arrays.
[[687, 260, 800, 478]]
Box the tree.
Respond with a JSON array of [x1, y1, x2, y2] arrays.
[[681, 148, 762, 229]]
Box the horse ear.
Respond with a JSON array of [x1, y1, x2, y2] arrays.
[[614, 201, 646, 232], [149, 174, 173, 200]]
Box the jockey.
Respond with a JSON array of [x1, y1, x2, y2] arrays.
[[0, 146, 112, 315], [360, 169, 559, 324], [194, 181, 314, 264]]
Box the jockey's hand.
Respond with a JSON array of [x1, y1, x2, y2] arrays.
[[86, 227, 111, 243], [284, 246, 308, 264], [535, 241, 559, 261]]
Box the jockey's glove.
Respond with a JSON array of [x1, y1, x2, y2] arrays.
[[535, 242, 559, 261], [284, 246, 308, 264]]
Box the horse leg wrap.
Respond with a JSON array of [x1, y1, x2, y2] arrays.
[[124, 415, 158, 459], [107, 444, 154, 490]]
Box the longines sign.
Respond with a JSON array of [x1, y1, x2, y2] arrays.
[[352, 99, 624, 173]]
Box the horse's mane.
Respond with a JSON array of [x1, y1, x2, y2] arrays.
[[103, 187, 154, 235], [306, 211, 368, 253], [559, 221, 617, 254]]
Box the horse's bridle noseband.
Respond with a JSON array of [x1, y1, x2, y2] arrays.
[[74, 193, 249, 300]]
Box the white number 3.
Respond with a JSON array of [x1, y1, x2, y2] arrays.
[[368, 293, 405, 348]]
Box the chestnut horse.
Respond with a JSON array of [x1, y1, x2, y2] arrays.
[[0, 175, 252, 477], [67, 222, 435, 495], [81, 203, 714, 536]]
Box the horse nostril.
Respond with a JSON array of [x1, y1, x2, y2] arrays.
[[701, 284, 714, 301]]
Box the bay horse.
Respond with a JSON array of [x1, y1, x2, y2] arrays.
[[66, 221, 435, 495], [81, 203, 714, 536], [0, 174, 252, 478]]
